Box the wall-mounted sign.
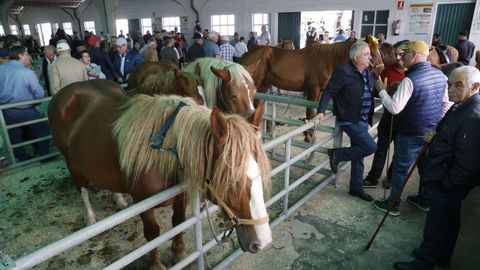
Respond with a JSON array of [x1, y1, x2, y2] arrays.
[[408, 4, 433, 35]]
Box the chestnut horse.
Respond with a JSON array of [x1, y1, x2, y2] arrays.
[[48, 80, 272, 269], [127, 61, 204, 105], [240, 36, 384, 141], [183, 58, 258, 117]]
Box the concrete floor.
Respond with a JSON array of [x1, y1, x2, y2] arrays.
[[229, 155, 447, 270]]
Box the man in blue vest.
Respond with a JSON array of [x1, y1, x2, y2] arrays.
[[373, 40, 452, 216]]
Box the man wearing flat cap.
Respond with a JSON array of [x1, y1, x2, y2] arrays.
[[113, 37, 143, 83], [373, 40, 452, 216], [187, 32, 205, 62]]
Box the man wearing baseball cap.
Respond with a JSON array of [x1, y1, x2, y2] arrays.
[[0, 48, 9, 64], [373, 40, 452, 217], [187, 32, 205, 62], [49, 41, 88, 95], [112, 37, 143, 83], [88, 35, 114, 80]]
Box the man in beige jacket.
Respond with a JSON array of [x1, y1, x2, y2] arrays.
[[49, 41, 87, 95]]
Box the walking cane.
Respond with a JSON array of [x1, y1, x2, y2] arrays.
[[365, 143, 429, 250]]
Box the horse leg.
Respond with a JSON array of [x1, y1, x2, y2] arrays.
[[139, 208, 166, 270], [303, 86, 321, 142], [111, 192, 129, 208], [171, 193, 187, 263], [81, 187, 98, 225]]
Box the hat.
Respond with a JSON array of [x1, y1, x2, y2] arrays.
[[221, 36, 230, 42], [87, 36, 100, 47], [116, 37, 128, 46], [56, 42, 70, 51], [399, 40, 429, 56], [193, 32, 203, 40], [0, 48, 8, 57]]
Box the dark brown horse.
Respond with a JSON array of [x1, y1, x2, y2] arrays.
[[127, 61, 205, 105], [48, 80, 272, 269], [240, 35, 384, 141]]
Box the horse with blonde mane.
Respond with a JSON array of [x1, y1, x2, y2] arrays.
[[127, 61, 204, 105], [240, 35, 384, 141], [48, 80, 272, 269], [183, 58, 258, 117]]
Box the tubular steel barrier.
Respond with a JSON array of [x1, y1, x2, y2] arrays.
[[1, 92, 383, 270], [0, 97, 61, 172]]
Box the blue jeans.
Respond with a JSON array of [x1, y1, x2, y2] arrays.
[[3, 108, 50, 161], [335, 123, 377, 193], [387, 134, 424, 204]]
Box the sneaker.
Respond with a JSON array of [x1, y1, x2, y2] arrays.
[[363, 178, 378, 188], [328, 149, 338, 173], [372, 199, 400, 216], [407, 195, 431, 212]]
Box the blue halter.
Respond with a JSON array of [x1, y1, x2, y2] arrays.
[[149, 101, 188, 168]]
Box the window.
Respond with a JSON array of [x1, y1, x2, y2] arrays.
[[63, 22, 73, 35], [23, 24, 31, 35], [360, 10, 389, 38], [53, 23, 59, 33], [115, 19, 128, 36], [84, 21, 96, 34], [10, 25, 18, 35], [35, 23, 52, 46], [211, 14, 235, 36], [162, 17, 180, 32], [252, 13, 269, 36], [0, 25, 4, 36], [141, 18, 152, 34]]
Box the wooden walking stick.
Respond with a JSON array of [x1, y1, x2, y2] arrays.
[[365, 143, 429, 250]]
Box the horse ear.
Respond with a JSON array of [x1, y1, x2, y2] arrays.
[[210, 107, 228, 148], [244, 59, 260, 74], [194, 63, 201, 76], [247, 99, 264, 130], [210, 66, 231, 82]]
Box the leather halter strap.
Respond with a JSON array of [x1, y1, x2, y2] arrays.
[[203, 180, 269, 229]]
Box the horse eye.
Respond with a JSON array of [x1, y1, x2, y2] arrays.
[[231, 95, 237, 101]]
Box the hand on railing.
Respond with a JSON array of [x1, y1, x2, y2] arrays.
[[312, 112, 325, 123]]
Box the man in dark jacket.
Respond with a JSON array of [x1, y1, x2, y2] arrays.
[[393, 66, 480, 270], [41, 45, 56, 96], [315, 41, 377, 202], [88, 36, 114, 80], [160, 36, 179, 68], [373, 41, 452, 216], [113, 37, 144, 83], [187, 32, 205, 62], [455, 31, 475, 66]]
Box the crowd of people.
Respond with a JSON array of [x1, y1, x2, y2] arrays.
[[0, 23, 479, 269]]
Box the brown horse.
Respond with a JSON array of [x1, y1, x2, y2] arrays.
[[240, 36, 384, 141], [48, 80, 272, 269], [276, 40, 295, 50], [127, 61, 204, 105], [183, 58, 258, 117], [428, 45, 459, 66]]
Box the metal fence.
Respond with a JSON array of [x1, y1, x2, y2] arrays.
[[0, 98, 61, 172], [0, 92, 382, 270]]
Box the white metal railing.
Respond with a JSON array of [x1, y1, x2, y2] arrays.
[[1, 92, 382, 270]]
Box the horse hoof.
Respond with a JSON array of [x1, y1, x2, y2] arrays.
[[86, 215, 97, 226], [112, 193, 129, 209], [172, 251, 187, 263], [304, 136, 312, 143]]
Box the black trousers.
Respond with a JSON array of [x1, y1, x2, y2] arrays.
[[365, 111, 396, 182], [414, 187, 471, 269]]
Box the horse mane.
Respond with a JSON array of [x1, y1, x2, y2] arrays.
[[307, 41, 354, 68], [184, 58, 254, 108], [113, 95, 270, 201]]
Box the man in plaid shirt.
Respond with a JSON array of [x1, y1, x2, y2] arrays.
[[219, 36, 236, 62]]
